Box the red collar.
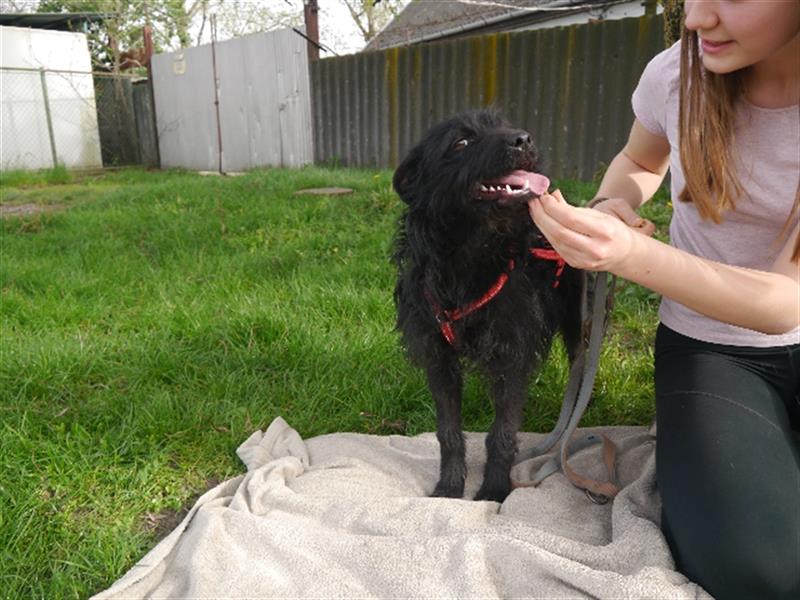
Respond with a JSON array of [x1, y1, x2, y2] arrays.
[[426, 245, 566, 347]]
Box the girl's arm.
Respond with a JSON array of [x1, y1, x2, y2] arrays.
[[594, 119, 671, 210], [588, 120, 670, 233], [529, 118, 800, 336], [530, 193, 800, 335]]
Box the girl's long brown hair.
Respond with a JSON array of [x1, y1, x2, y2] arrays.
[[678, 25, 800, 261]]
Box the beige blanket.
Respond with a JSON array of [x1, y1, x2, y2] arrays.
[[94, 417, 708, 599]]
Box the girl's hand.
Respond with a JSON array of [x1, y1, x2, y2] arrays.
[[528, 190, 655, 273], [588, 197, 656, 237]]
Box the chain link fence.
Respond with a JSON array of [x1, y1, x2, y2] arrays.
[[1, 66, 158, 171]]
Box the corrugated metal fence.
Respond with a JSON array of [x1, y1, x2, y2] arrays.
[[311, 14, 665, 180]]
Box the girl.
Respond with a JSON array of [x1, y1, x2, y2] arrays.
[[529, 1, 799, 598]]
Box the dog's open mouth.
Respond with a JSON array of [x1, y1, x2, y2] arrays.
[[477, 170, 550, 204]]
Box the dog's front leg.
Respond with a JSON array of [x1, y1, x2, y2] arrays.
[[475, 371, 528, 502], [426, 357, 466, 498]]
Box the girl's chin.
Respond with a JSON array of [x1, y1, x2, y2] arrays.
[[700, 53, 744, 75]]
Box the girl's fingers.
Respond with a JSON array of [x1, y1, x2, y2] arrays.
[[530, 199, 597, 253], [538, 194, 610, 237], [591, 197, 657, 237], [607, 202, 641, 225], [634, 218, 657, 236], [609, 204, 654, 232], [530, 195, 634, 271], [528, 196, 554, 234]]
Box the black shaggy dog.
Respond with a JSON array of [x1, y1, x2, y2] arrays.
[[392, 110, 583, 503]]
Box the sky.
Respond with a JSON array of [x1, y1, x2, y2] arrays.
[[277, 0, 413, 56], [0, 0, 405, 56], [312, 0, 374, 55], [214, 0, 405, 56]]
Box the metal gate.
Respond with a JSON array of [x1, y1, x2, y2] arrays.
[[151, 27, 313, 172]]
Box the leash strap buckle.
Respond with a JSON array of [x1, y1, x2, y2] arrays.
[[585, 489, 610, 505]]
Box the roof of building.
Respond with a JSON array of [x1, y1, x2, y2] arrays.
[[364, 0, 616, 52], [0, 12, 107, 32]]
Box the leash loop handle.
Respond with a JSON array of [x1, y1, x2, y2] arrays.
[[512, 271, 620, 502]]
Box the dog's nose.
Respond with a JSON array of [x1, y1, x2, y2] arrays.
[[508, 131, 532, 148]]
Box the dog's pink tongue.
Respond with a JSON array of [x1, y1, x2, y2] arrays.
[[513, 170, 550, 196]]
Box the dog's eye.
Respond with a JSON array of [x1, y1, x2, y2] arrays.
[[453, 138, 470, 151]]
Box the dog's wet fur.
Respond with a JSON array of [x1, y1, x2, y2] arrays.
[[392, 110, 583, 502]]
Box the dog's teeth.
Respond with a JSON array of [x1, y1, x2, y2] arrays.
[[505, 185, 512, 194], [481, 184, 489, 192]]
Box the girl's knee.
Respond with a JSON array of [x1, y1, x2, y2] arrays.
[[687, 542, 799, 599], [662, 499, 800, 599]]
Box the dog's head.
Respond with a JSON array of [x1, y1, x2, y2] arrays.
[[393, 110, 549, 218]]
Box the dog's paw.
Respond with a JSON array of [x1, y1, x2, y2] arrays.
[[474, 483, 511, 503], [430, 481, 464, 499]]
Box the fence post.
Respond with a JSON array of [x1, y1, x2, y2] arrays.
[[39, 68, 58, 167], [210, 14, 224, 174]]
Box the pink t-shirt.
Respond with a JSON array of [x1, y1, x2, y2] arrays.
[[632, 41, 800, 347]]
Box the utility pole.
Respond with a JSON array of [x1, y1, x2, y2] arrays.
[[304, 0, 320, 62]]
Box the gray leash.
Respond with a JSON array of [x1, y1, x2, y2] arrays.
[[512, 271, 620, 503]]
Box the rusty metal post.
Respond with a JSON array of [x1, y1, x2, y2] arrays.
[[143, 24, 161, 168], [304, 0, 320, 63]]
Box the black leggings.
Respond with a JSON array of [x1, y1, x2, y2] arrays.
[[655, 324, 800, 600]]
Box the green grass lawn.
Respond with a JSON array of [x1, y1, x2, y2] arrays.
[[0, 166, 671, 598]]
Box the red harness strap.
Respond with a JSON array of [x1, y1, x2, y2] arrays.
[[529, 247, 566, 288], [427, 246, 566, 346], [426, 259, 515, 346]]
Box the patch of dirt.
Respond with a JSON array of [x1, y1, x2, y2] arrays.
[[143, 478, 223, 542], [0, 203, 65, 218]]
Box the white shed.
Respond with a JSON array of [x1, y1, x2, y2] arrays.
[[1, 25, 102, 170]]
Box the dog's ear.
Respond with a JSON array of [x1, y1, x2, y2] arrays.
[[392, 145, 423, 204]]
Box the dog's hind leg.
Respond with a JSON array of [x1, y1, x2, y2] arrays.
[[427, 355, 467, 498], [475, 369, 529, 502]]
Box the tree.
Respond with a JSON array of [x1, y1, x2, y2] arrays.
[[660, 0, 683, 47], [203, 0, 302, 44], [36, 0, 200, 72], [0, 0, 40, 10], [341, 0, 406, 45]]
